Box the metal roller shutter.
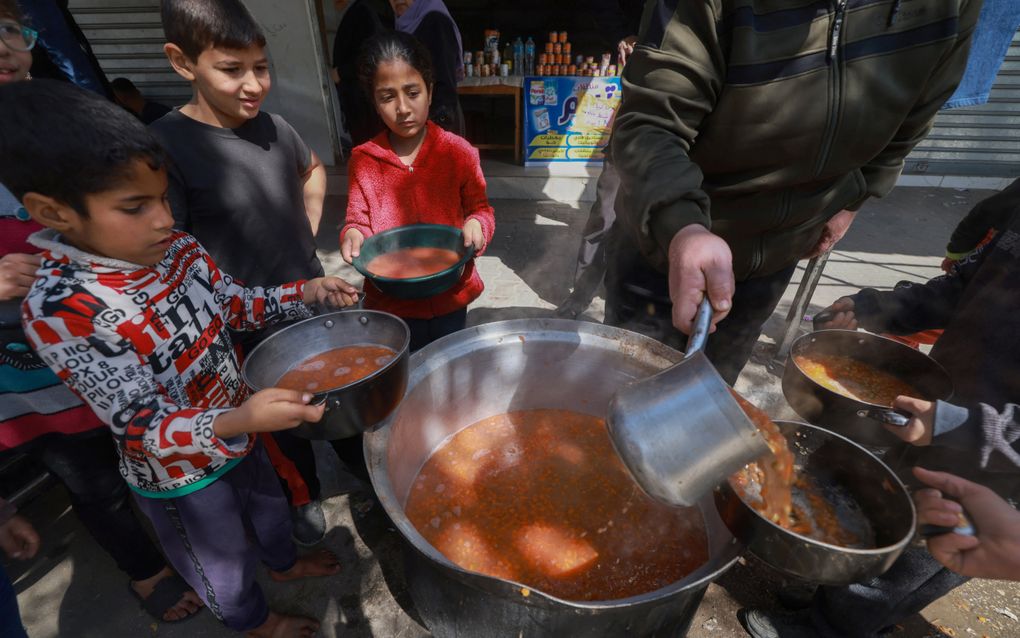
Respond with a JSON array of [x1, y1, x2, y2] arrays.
[[68, 0, 191, 106], [906, 30, 1020, 178]]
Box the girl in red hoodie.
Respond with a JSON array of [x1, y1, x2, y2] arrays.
[[340, 30, 495, 350]]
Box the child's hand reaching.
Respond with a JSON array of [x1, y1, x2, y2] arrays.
[[0, 253, 43, 301], [884, 396, 935, 445], [341, 229, 365, 264], [463, 218, 485, 252], [814, 297, 857, 330], [0, 513, 40, 560], [913, 466, 1020, 581], [215, 389, 326, 438], [304, 277, 359, 309]]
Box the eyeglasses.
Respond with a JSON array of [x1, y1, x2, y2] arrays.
[[0, 23, 38, 52]]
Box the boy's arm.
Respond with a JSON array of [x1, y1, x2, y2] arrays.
[[200, 251, 309, 331], [22, 312, 249, 462], [850, 241, 989, 335], [461, 147, 496, 255], [946, 177, 1020, 258], [302, 150, 327, 236]]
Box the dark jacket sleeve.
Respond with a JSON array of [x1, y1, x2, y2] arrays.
[[851, 0, 981, 207], [933, 401, 1020, 471], [416, 12, 461, 132], [610, 0, 724, 272], [946, 177, 1020, 257], [850, 237, 990, 336]]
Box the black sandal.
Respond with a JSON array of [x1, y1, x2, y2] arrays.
[[130, 574, 201, 623]]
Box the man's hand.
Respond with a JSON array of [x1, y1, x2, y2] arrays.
[[884, 396, 935, 445], [463, 218, 485, 252], [913, 466, 1020, 581], [341, 229, 365, 264], [0, 253, 42, 301], [667, 225, 734, 334], [0, 514, 40, 560], [805, 209, 857, 259], [304, 277, 359, 309], [618, 35, 638, 66], [815, 297, 857, 330], [214, 389, 326, 439]]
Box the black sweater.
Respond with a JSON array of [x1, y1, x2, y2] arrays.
[[851, 205, 1020, 494]]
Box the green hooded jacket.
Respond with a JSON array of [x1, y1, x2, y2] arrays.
[[612, 0, 981, 281]]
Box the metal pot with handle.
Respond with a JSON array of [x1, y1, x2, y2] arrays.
[[781, 330, 953, 447], [241, 310, 409, 440]]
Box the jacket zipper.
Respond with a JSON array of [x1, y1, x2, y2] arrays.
[[815, 0, 847, 176]]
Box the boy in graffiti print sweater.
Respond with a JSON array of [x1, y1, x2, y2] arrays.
[[3, 81, 358, 637]]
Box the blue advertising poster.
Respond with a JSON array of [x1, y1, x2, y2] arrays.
[[523, 76, 623, 166]]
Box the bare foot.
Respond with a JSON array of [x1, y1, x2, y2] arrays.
[[269, 549, 341, 582], [131, 566, 204, 622], [246, 611, 319, 638]]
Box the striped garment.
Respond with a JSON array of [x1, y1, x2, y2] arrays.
[[1, 216, 104, 451], [20, 230, 310, 496]]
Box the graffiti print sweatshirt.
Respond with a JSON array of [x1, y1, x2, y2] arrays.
[[20, 231, 310, 497]]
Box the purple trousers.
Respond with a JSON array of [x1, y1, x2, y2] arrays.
[[133, 442, 297, 631]]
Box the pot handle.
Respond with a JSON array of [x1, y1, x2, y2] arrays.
[[919, 508, 975, 539], [684, 298, 715, 359], [311, 396, 342, 411], [812, 310, 835, 331], [856, 408, 911, 428]]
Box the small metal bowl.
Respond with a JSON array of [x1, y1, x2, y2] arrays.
[[714, 421, 916, 585], [353, 224, 475, 300]]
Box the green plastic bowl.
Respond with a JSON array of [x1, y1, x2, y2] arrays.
[[352, 224, 476, 300]]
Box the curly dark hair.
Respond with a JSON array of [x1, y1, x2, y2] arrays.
[[357, 30, 435, 99]]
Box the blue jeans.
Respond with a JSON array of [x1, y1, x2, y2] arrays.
[[0, 562, 27, 638]]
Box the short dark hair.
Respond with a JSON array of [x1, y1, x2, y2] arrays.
[[110, 77, 141, 96], [0, 80, 166, 216], [160, 0, 266, 61], [357, 30, 435, 98], [0, 0, 23, 22]]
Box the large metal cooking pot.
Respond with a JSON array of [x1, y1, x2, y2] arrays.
[[365, 319, 745, 638], [241, 311, 409, 440], [714, 420, 916, 585], [782, 330, 953, 447]]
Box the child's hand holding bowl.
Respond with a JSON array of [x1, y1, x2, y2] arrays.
[[463, 218, 485, 252]]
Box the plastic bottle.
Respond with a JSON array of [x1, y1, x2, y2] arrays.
[[513, 37, 524, 76], [524, 37, 536, 76]]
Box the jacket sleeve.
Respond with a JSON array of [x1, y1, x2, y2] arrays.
[[851, 0, 980, 207], [946, 177, 1020, 257], [22, 312, 249, 462], [610, 0, 725, 272], [849, 237, 989, 335], [199, 249, 310, 331], [460, 145, 496, 255], [341, 151, 375, 242], [933, 401, 1020, 471]]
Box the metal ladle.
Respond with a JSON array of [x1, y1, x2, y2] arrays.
[[607, 298, 770, 507]]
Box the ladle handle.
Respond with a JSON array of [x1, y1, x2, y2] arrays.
[[857, 408, 911, 428], [684, 298, 715, 359], [919, 507, 975, 539]]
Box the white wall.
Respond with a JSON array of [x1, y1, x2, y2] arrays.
[[245, 0, 341, 165]]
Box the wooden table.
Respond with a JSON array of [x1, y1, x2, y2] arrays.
[[457, 78, 523, 165]]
